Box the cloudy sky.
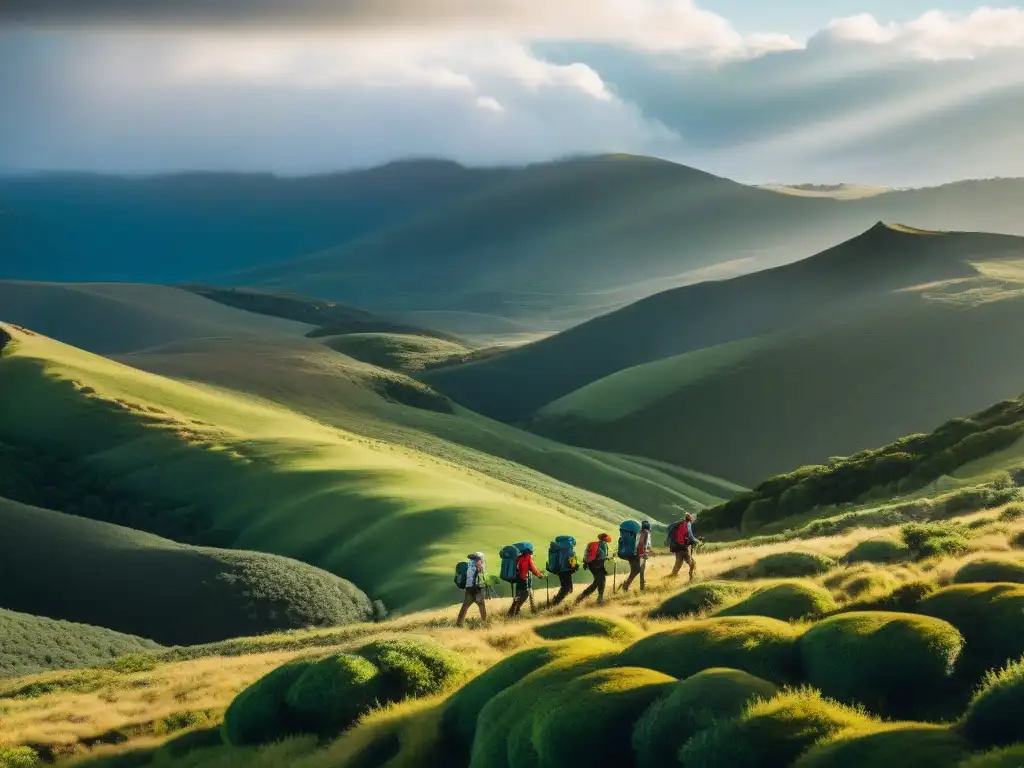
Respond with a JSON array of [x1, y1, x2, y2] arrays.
[[2, 1, 1023, 185]]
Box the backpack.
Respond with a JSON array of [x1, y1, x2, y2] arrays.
[[499, 545, 522, 583], [618, 520, 641, 559], [667, 521, 691, 552], [454, 561, 470, 589], [546, 535, 578, 574], [583, 541, 603, 570]]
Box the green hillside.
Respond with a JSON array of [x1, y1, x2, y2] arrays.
[[0, 324, 733, 617], [0, 282, 311, 354], [318, 333, 473, 374], [244, 156, 1024, 330], [0, 496, 374, 645], [428, 224, 1024, 423], [0, 608, 161, 679], [527, 229, 1024, 483]]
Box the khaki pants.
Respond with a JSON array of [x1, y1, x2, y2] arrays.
[[456, 587, 486, 626]]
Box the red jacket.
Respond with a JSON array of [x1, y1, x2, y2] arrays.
[[517, 553, 544, 581]]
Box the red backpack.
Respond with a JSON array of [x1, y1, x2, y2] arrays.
[[584, 541, 601, 566]]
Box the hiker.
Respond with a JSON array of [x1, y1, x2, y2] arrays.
[[621, 519, 652, 593], [509, 544, 544, 617], [455, 552, 487, 627], [575, 533, 612, 605], [616, 519, 643, 594], [547, 535, 579, 606], [668, 513, 701, 582]]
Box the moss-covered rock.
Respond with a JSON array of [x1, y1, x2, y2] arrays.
[[678, 688, 873, 768], [716, 581, 837, 621], [285, 654, 381, 736], [631, 668, 778, 766], [744, 552, 838, 579], [357, 636, 470, 701], [800, 612, 964, 719], [533, 614, 641, 644], [838, 580, 937, 614], [915, 583, 1024, 681], [534, 667, 674, 768], [843, 538, 911, 565], [962, 658, 1024, 749], [953, 558, 1024, 585], [794, 724, 969, 768], [617, 616, 801, 684], [650, 581, 750, 619], [222, 659, 314, 746]]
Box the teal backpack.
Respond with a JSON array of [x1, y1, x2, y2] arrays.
[[617, 520, 641, 559], [499, 544, 526, 583], [546, 536, 578, 574], [454, 561, 470, 589]]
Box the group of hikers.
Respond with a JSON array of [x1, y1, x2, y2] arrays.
[[454, 513, 701, 627]]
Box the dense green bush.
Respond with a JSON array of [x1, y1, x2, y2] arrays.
[[222, 659, 315, 746], [962, 658, 1024, 749], [827, 568, 902, 601], [534, 667, 674, 768], [998, 504, 1024, 522], [901, 522, 971, 560], [285, 654, 381, 736], [843, 537, 910, 564], [940, 486, 1021, 518], [959, 745, 1024, 767], [617, 616, 801, 684], [953, 558, 1024, 585], [1011, 531, 1024, 549], [793, 724, 969, 768], [678, 688, 873, 768], [0, 608, 161, 679], [716, 581, 837, 621], [441, 645, 563, 757], [357, 636, 470, 701], [915, 584, 1024, 680], [650, 581, 750, 619], [800, 612, 964, 719], [838, 580, 938, 614], [632, 668, 778, 766], [0, 747, 40, 768], [469, 638, 622, 768], [750, 552, 837, 578], [533, 614, 640, 643]]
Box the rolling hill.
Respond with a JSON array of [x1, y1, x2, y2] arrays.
[[0, 323, 738, 616], [0, 161, 510, 283], [243, 156, 1024, 329], [0, 496, 375, 646], [0, 282, 311, 354]]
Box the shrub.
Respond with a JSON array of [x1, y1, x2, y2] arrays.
[[838, 580, 938, 614], [357, 636, 470, 701], [632, 668, 778, 766], [617, 616, 801, 684], [440, 645, 562, 756], [793, 724, 969, 768], [285, 654, 381, 736], [533, 614, 641, 644], [901, 523, 970, 560], [716, 581, 837, 621], [678, 688, 873, 768], [534, 667, 674, 768], [0, 748, 40, 768], [959, 745, 1024, 767], [953, 558, 1024, 585], [744, 552, 838, 579], [650, 581, 750, 619], [962, 658, 1024, 749], [915, 584, 1024, 680], [1011, 531, 1024, 550], [469, 639, 622, 768], [799, 612, 964, 719], [222, 659, 314, 746], [828, 568, 902, 601], [998, 505, 1024, 522], [942, 486, 1021, 517], [843, 537, 910, 564]]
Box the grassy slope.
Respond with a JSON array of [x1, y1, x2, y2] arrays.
[[318, 333, 472, 374], [244, 156, 1024, 330], [0, 325, 731, 616], [117, 336, 738, 520], [527, 230, 1024, 483], [0, 496, 374, 646], [0, 282, 311, 354], [0, 608, 161, 680]]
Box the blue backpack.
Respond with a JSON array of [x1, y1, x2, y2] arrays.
[[454, 561, 470, 589], [546, 536, 578, 574], [500, 542, 534, 583], [618, 520, 641, 559]]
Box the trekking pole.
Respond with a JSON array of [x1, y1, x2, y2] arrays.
[[545, 576, 550, 607], [612, 559, 618, 594]]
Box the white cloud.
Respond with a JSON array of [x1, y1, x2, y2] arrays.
[[475, 95, 504, 113]]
